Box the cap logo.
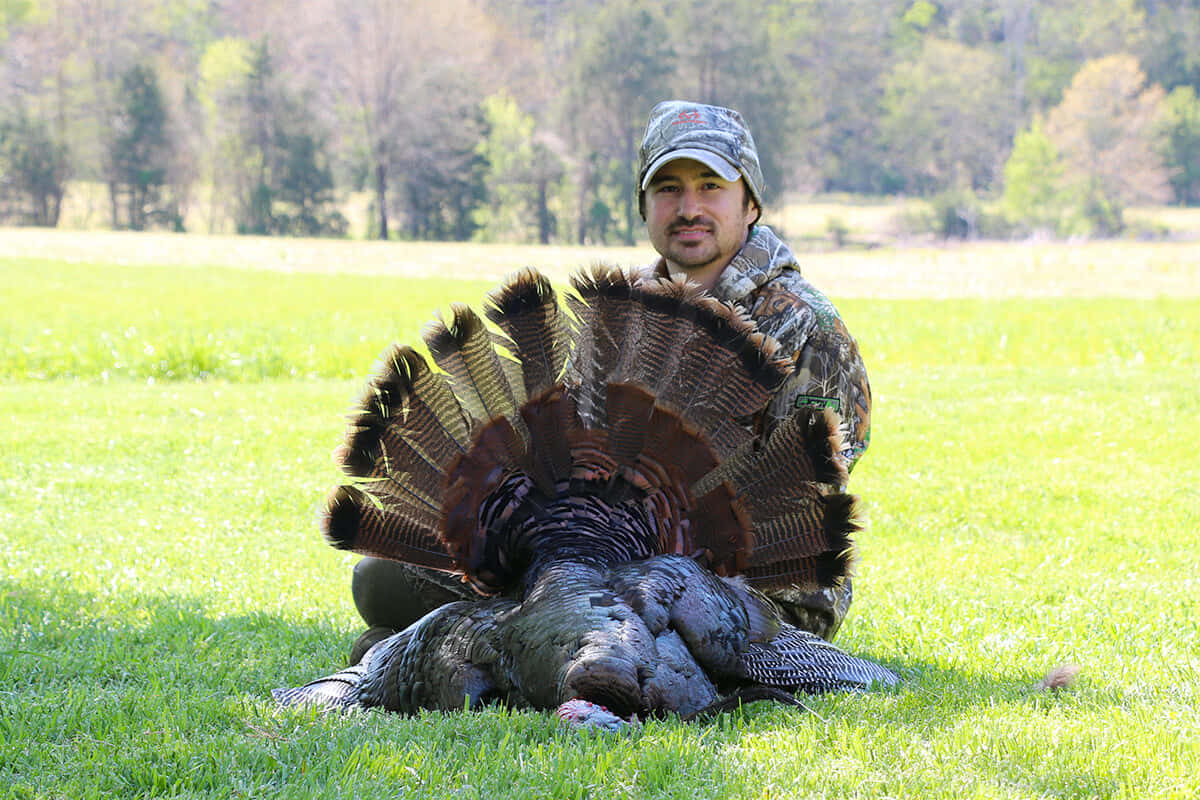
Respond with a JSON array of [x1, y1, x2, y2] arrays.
[[672, 110, 706, 126]]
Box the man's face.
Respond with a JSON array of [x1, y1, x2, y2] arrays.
[[643, 158, 759, 287]]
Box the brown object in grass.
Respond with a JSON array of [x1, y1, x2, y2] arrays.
[[1036, 663, 1082, 691]]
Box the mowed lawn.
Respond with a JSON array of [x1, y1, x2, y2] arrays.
[[1, 231, 1198, 799]]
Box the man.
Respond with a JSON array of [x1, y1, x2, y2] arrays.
[[634, 100, 871, 639], [348, 101, 870, 661]]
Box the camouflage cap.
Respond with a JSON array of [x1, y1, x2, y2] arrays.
[[637, 101, 765, 209]]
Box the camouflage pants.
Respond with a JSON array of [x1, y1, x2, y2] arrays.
[[349, 556, 852, 662]]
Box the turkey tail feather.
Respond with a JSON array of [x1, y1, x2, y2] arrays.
[[485, 268, 572, 398], [323, 485, 457, 570], [272, 664, 366, 710], [691, 408, 857, 591], [566, 265, 640, 428], [424, 303, 524, 424], [740, 627, 898, 693], [324, 345, 470, 568]]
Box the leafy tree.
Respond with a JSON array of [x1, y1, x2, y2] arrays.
[[197, 37, 268, 232], [474, 92, 564, 243], [666, 0, 797, 203], [1161, 86, 1200, 205], [1044, 54, 1170, 234], [0, 112, 71, 225], [1137, 0, 1200, 93], [777, 0, 906, 193], [880, 37, 1014, 194], [1021, 0, 1148, 111], [394, 99, 488, 241], [0, 0, 32, 38], [106, 63, 177, 230], [1001, 117, 1068, 232], [566, 1, 675, 245]]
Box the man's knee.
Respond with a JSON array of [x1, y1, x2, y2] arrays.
[[351, 557, 471, 631]]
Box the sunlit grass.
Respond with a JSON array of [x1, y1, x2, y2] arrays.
[[2, 247, 1199, 798], [3, 256, 1197, 382]]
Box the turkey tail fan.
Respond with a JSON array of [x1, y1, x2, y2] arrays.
[[625, 277, 791, 425], [484, 268, 572, 400], [322, 264, 855, 594], [323, 485, 457, 571], [424, 303, 525, 425], [568, 269, 792, 459], [693, 408, 859, 591], [565, 265, 641, 429], [323, 344, 470, 569]]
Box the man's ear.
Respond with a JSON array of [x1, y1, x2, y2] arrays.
[[746, 199, 761, 230], [638, 192, 646, 221]]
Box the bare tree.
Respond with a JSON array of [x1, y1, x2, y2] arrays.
[[298, 0, 497, 240]]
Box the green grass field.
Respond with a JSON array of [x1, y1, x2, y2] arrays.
[[2, 233, 1198, 798]]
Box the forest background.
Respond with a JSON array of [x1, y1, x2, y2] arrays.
[[3, 0, 1200, 245]]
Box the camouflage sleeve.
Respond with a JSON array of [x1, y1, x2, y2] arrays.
[[749, 283, 871, 479]]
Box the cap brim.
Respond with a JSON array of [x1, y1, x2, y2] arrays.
[[640, 148, 742, 190]]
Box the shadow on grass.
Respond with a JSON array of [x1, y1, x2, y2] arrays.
[[3, 575, 1148, 799], [2, 573, 1106, 730], [0, 575, 353, 698]]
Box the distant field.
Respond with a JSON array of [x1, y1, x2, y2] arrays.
[[3, 226, 1199, 300], [2, 237, 1199, 798]]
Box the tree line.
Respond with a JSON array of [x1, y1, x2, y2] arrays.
[[2, 0, 1199, 242]]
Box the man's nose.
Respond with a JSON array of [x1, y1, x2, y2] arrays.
[[678, 188, 702, 219]]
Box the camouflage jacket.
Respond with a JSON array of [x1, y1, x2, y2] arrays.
[[647, 225, 871, 478]]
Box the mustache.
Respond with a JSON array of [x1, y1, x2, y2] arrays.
[[667, 216, 714, 232]]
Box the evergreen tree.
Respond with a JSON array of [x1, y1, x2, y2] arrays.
[[0, 113, 71, 226], [107, 64, 175, 230], [273, 129, 347, 236], [206, 38, 346, 237], [396, 100, 488, 241], [1162, 86, 1200, 205]]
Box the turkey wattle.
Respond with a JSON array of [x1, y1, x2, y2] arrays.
[[273, 266, 897, 719]]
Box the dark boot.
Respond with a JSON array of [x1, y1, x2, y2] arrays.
[[348, 557, 475, 664], [348, 625, 398, 666]]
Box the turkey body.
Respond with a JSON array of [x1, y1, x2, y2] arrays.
[[273, 266, 897, 718], [275, 555, 897, 717]]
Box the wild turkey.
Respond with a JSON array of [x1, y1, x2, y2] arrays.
[[274, 265, 897, 720]]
